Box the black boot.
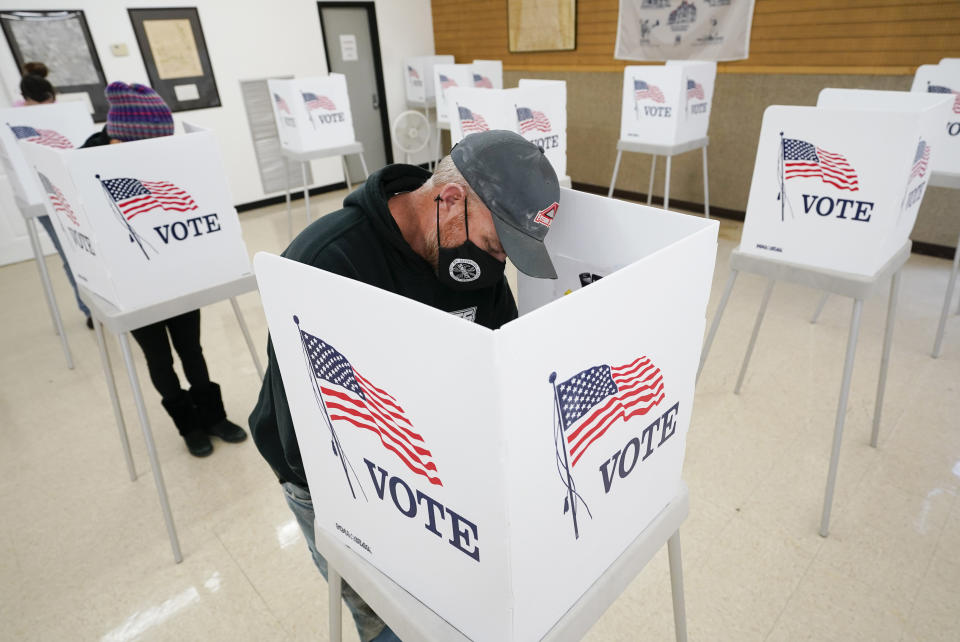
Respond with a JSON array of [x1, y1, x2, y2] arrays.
[[162, 390, 213, 457], [190, 382, 247, 443]]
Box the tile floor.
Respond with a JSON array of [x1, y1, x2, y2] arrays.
[[1, 191, 959, 641]]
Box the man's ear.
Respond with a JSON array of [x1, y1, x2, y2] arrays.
[[436, 182, 466, 210]]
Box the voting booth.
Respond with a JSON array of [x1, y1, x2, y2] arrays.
[[20, 131, 252, 312], [404, 55, 455, 106], [739, 103, 941, 277], [267, 74, 356, 153], [433, 62, 503, 125], [619, 62, 716, 146], [911, 63, 960, 175], [446, 80, 568, 181], [609, 62, 716, 214], [0, 102, 94, 205], [255, 189, 718, 641]]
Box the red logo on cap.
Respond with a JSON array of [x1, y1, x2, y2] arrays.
[[534, 202, 558, 227]]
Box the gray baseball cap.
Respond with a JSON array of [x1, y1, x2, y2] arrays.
[[450, 130, 560, 279]]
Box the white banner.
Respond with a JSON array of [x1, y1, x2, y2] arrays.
[[268, 74, 356, 153], [740, 104, 941, 276], [21, 131, 252, 311], [615, 0, 756, 62], [0, 102, 94, 205], [447, 81, 567, 179], [255, 187, 718, 641]]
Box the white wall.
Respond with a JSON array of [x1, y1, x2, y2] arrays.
[[0, 0, 436, 207]]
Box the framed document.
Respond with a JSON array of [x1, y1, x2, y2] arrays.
[[508, 0, 576, 52], [0, 10, 109, 121], [128, 7, 221, 112]]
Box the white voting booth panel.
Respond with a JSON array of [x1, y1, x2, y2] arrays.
[[404, 55, 455, 105], [0, 102, 94, 205], [21, 131, 252, 312], [911, 64, 960, 174], [619, 62, 717, 146], [471, 59, 504, 91], [739, 105, 938, 277], [267, 75, 356, 153], [255, 188, 718, 642], [447, 81, 568, 180], [433, 64, 486, 124]]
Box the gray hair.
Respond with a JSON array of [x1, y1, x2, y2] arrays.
[[429, 155, 480, 202]]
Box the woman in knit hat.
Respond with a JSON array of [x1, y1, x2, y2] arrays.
[[82, 82, 246, 457]]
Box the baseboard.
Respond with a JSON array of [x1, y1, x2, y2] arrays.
[[571, 181, 957, 261], [236, 181, 349, 213]]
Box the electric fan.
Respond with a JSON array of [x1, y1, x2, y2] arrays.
[[392, 110, 431, 163]]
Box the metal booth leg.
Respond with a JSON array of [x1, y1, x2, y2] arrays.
[[701, 145, 710, 219], [871, 270, 902, 448], [647, 155, 657, 205], [358, 153, 370, 179], [735, 278, 775, 394], [94, 320, 136, 481], [302, 162, 312, 224], [820, 298, 864, 538], [933, 231, 960, 358], [663, 155, 672, 210], [284, 157, 293, 241], [608, 149, 623, 198], [341, 157, 353, 192], [118, 332, 183, 563], [329, 566, 343, 642], [668, 532, 688, 642], [698, 269, 739, 382], [230, 297, 264, 380], [26, 219, 73, 369], [810, 292, 830, 324]]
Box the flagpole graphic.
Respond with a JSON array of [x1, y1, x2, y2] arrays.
[[778, 132, 785, 222], [550, 372, 589, 540], [295, 315, 363, 500]]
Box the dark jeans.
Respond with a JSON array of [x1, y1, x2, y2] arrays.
[[130, 310, 210, 401]]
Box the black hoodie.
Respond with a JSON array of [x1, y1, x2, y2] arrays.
[[249, 164, 518, 488]]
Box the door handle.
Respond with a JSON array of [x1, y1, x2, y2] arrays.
[[372, 93, 379, 110]]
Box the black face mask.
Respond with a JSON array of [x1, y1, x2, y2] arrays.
[[435, 195, 506, 291]]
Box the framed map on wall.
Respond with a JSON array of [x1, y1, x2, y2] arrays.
[[128, 7, 221, 112], [508, 0, 576, 52], [0, 10, 109, 121]]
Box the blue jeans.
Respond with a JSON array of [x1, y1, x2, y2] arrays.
[[281, 482, 402, 642], [35, 215, 90, 318]]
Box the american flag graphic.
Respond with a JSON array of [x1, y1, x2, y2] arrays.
[[458, 106, 489, 133], [928, 84, 960, 114], [634, 79, 665, 103], [557, 357, 665, 467], [516, 106, 552, 133], [273, 93, 291, 114], [439, 74, 457, 90], [101, 178, 198, 220], [782, 138, 860, 192], [300, 328, 442, 486], [473, 73, 493, 88], [686, 79, 704, 100], [910, 139, 930, 180], [10, 125, 73, 149], [38, 172, 78, 226], [303, 92, 336, 111], [407, 65, 420, 80]]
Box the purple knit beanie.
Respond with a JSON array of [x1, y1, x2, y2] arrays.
[[104, 82, 174, 141]]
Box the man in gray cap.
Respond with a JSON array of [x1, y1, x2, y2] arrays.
[[249, 130, 559, 642]]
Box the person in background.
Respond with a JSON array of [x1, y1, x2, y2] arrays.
[[81, 81, 247, 457], [16, 61, 93, 327]]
